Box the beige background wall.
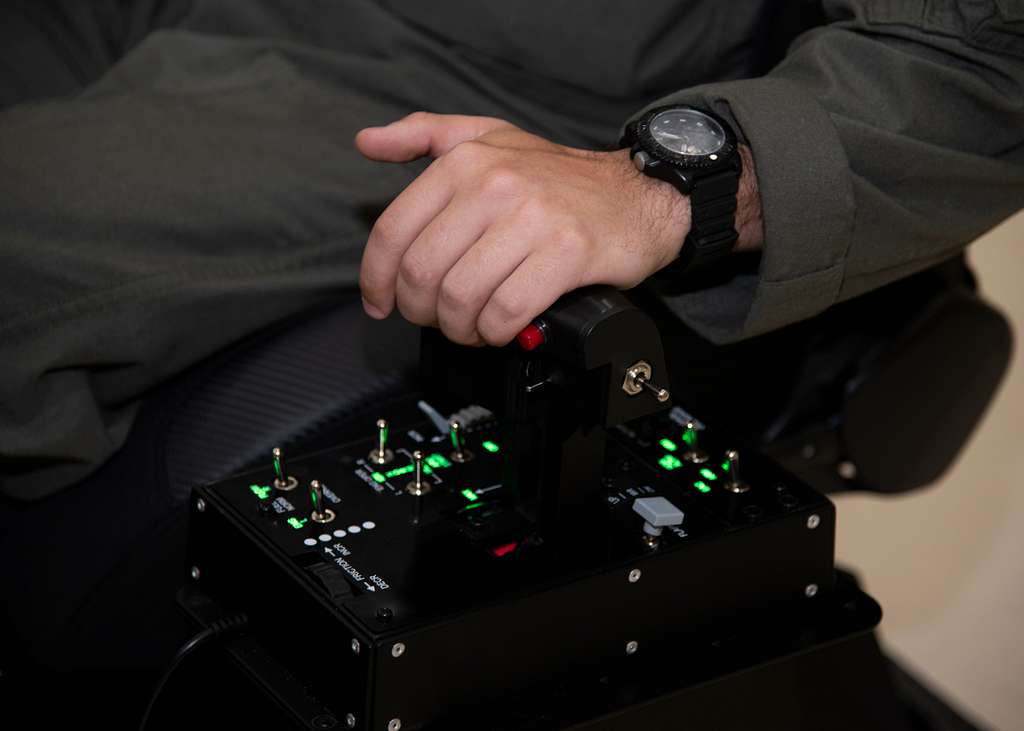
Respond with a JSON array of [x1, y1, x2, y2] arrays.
[[836, 209, 1023, 731]]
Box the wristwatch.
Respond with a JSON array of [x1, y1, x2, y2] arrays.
[[623, 105, 742, 271]]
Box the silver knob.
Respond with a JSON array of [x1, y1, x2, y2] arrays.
[[310, 479, 335, 523], [406, 450, 430, 496], [272, 447, 298, 491], [449, 420, 473, 463], [681, 422, 708, 464], [368, 418, 394, 465], [723, 450, 750, 494]]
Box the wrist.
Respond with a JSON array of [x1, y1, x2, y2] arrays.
[[734, 145, 763, 253]]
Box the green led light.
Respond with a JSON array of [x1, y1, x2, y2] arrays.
[[659, 438, 678, 452], [699, 468, 718, 481], [461, 488, 479, 502], [385, 463, 432, 479], [682, 429, 697, 446], [481, 440, 500, 453], [287, 517, 308, 530], [371, 471, 386, 484], [426, 453, 451, 469], [693, 480, 712, 494], [249, 483, 272, 500], [658, 454, 683, 471], [721, 461, 730, 472]]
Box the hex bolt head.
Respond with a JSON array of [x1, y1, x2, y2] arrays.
[[625, 640, 639, 655], [345, 713, 357, 728], [628, 569, 642, 584], [189, 566, 201, 581], [805, 583, 819, 598], [196, 498, 206, 513], [351, 639, 361, 655], [807, 514, 821, 530], [388, 719, 402, 731], [391, 642, 406, 658]]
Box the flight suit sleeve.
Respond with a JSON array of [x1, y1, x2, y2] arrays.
[[628, 0, 1024, 343]]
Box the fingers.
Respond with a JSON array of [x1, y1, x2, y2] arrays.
[[435, 220, 533, 344], [474, 247, 585, 347], [355, 111, 513, 163], [359, 159, 455, 318], [392, 190, 495, 327]]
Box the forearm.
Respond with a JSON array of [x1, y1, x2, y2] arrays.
[[628, 0, 1024, 343]]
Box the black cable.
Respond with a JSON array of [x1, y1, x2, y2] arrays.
[[138, 613, 248, 731]]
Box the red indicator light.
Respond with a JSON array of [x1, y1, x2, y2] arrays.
[[490, 541, 518, 558], [516, 323, 545, 351]]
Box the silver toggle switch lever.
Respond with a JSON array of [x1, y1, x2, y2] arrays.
[[681, 422, 708, 464], [310, 479, 335, 523], [632, 496, 685, 549], [449, 420, 473, 463], [723, 450, 750, 494], [406, 450, 431, 496], [272, 447, 298, 491], [368, 418, 394, 465], [622, 360, 670, 403]]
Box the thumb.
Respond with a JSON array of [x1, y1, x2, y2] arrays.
[[355, 112, 514, 162]]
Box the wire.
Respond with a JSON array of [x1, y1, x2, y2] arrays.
[[138, 613, 248, 731]]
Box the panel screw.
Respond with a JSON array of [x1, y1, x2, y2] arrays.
[[196, 498, 206, 513], [807, 514, 821, 530], [805, 583, 819, 598], [625, 640, 639, 655], [345, 713, 357, 728], [837, 461, 858, 480], [628, 569, 642, 584], [190, 566, 201, 581], [376, 607, 394, 623], [391, 642, 406, 658], [388, 719, 402, 731], [351, 639, 361, 655]]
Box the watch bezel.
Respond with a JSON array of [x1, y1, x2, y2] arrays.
[[633, 105, 738, 171]]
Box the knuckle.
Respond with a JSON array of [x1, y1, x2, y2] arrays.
[[489, 289, 523, 323], [398, 254, 437, 290], [439, 276, 473, 310], [478, 321, 512, 348], [479, 167, 524, 198], [405, 110, 432, 123], [517, 195, 554, 222], [370, 213, 401, 250]]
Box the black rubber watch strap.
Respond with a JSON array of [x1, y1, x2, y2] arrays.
[[680, 170, 740, 270]]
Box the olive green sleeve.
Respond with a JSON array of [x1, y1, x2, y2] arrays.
[[631, 0, 1024, 343]]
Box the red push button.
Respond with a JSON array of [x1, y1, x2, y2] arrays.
[[516, 323, 545, 351]]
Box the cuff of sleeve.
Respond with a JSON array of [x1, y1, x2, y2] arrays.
[[627, 77, 855, 343]]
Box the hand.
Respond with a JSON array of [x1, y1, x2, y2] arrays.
[[355, 112, 693, 346]]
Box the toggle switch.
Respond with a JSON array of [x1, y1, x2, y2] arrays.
[[681, 422, 709, 464], [272, 447, 298, 491], [449, 420, 473, 463], [622, 360, 670, 403], [368, 418, 394, 465], [310, 479, 335, 523], [407, 450, 430, 525], [632, 496, 684, 549], [723, 450, 750, 494], [406, 451, 431, 496]]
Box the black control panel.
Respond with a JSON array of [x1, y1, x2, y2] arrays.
[[188, 399, 834, 731], [186, 287, 836, 731]]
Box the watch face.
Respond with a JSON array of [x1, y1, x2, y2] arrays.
[[649, 108, 726, 156]]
